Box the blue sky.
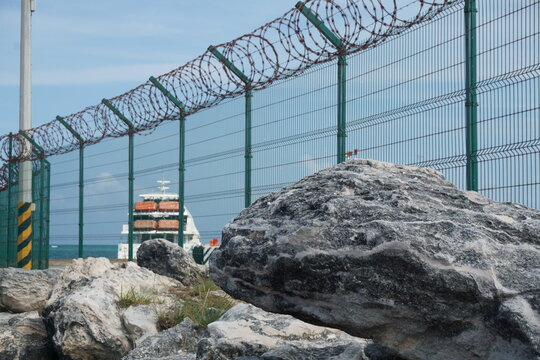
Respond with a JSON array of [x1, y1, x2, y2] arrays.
[[0, 0, 296, 135]]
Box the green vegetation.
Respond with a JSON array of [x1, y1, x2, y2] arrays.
[[117, 286, 162, 308], [157, 277, 234, 330]]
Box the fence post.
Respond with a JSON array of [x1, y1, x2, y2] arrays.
[[45, 160, 51, 269], [57, 116, 85, 258], [149, 76, 187, 247], [7, 134, 15, 267], [19, 131, 46, 269], [296, 1, 347, 164], [102, 99, 135, 261], [208, 45, 253, 208], [465, 0, 478, 191], [39, 157, 45, 269]]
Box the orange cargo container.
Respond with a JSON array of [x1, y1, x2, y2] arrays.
[[135, 201, 158, 212], [158, 201, 179, 212], [134, 220, 158, 229], [158, 219, 179, 230]]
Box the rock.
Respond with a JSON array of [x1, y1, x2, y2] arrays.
[[0, 311, 54, 360], [211, 159, 540, 360], [0, 267, 61, 313], [122, 318, 202, 360], [122, 305, 158, 346], [196, 304, 372, 360], [137, 239, 205, 286], [43, 257, 181, 360]]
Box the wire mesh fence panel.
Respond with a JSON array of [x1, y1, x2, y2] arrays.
[[184, 96, 246, 242], [347, 2, 467, 188], [251, 61, 338, 199], [475, 0, 540, 209], [0, 160, 49, 268]]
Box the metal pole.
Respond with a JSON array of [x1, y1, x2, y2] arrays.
[[101, 99, 135, 261], [7, 134, 15, 267], [17, 0, 35, 270], [245, 90, 252, 207], [128, 133, 134, 260], [44, 160, 50, 268], [207, 46, 252, 207], [296, 2, 347, 164], [149, 76, 187, 247], [18, 131, 44, 269], [337, 55, 347, 164], [465, 0, 478, 191], [57, 116, 85, 257], [78, 145, 84, 257], [178, 116, 185, 248]]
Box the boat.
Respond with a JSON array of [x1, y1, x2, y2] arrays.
[[118, 179, 218, 263]]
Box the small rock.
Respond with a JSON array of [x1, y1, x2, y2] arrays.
[[0, 268, 61, 313], [196, 304, 372, 360], [43, 257, 180, 360], [137, 239, 205, 286], [0, 311, 54, 360], [122, 318, 202, 360]]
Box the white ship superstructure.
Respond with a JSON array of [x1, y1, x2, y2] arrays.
[[118, 180, 203, 259]]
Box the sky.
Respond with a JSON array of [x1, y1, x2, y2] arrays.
[[0, 0, 296, 135]]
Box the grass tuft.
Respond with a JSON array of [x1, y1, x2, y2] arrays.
[[156, 277, 234, 330], [117, 287, 162, 308]]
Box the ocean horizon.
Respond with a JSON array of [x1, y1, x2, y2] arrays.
[[50, 244, 118, 259]]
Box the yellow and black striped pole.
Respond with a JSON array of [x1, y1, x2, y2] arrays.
[[17, 201, 32, 269]]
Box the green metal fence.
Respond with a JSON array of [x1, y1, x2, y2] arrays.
[[0, 0, 538, 259], [0, 159, 50, 268]]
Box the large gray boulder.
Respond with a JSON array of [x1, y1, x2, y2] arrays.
[[211, 159, 540, 360], [196, 304, 373, 360], [43, 257, 180, 360], [137, 239, 205, 286], [0, 311, 54, 360], [0, 268, 61, 313]]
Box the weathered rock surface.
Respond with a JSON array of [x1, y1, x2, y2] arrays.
[[122, 305, 159, 347], [0, 311, 54, 360], [122, 318, 202, 360], [196, 304, 372, 360], [138, 239, 205, 286], [124, 304, 379, 360], [211, 159, 540, 360], [43, 257, 180, 360], [0, 267, 61, 313]]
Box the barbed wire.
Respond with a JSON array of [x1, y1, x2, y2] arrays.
[[0, 0, 460, 190]]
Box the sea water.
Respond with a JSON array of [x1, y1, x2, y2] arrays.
[[49, 245, 118, 259]]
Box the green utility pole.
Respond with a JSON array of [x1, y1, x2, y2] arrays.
[[465, 0, 478, 191], [7, 134, 15, 267], [19, 131, 45, 269], [57, 116, 85, 258], [296, 1, 348, 164], [102, 99, 135, 261], [208, 45, 253, 208], [149, 76, 187, 248]]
